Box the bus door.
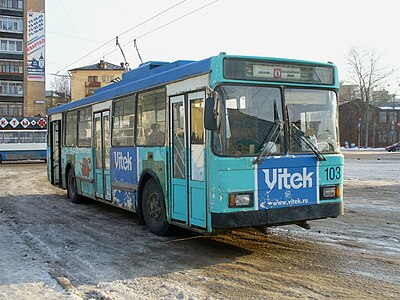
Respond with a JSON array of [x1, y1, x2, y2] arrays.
[[170, 92, 206, 228], [94, 111, 111, 201], [50, 120, 61, 186]]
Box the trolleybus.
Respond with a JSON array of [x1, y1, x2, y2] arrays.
[[47, 53, 343, 235], [0, 117, 47, 163]]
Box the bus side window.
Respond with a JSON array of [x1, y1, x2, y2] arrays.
[[137, 88, 166, 146]]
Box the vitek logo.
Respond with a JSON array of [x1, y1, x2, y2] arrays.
[[114, 152, 133, 171], [262, 167, 314, 190]]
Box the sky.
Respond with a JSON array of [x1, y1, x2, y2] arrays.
[[45, 0, 400, 94]]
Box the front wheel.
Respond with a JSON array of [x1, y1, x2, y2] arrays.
[[67, 167, 81, 204], [142, 179, 170, 236]]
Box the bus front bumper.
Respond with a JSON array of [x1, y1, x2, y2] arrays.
[[211, 202, 342, 229]]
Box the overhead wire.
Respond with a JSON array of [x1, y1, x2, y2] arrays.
[[87, 0, 219, 66], [55, 0, 188, 75]]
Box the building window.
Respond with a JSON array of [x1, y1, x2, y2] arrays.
[[137, 88, 166, 146], [0, 102, 22, 116], [0, 81, 23, 96], [389, 131, 396, 143], [0, 59, 23, 74], [378, 131, 387, 143], [0, 39, 23, 53], [388, 111, 397, 123], [102, 75, 114, 83], [0, 0, 23, 10], [379, 112, 386, 123], [88, 76, 98, 83], [0, 16, 23, 33]]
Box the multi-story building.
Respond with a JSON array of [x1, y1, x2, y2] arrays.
[[69, 60, 125, 101], [0, 0, 45, 118]]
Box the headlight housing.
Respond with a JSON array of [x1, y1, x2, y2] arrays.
[[320, 185, 341, 200], [229, 192, 254, 208]]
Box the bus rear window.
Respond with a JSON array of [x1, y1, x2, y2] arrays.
[[224, 58, 334, 85]]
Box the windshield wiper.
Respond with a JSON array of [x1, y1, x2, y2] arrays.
[[253, 121, 282, 164], [291, 123, 326, 161]]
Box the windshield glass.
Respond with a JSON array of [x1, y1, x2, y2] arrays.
[[213, 85, 285, 156], [285, 89, 339, 153]]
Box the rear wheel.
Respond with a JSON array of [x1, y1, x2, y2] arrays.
[[67, 168, 81, 204], [142, 179, 170, 236]]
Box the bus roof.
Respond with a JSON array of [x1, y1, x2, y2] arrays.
[[48, 58, 211, 115], [48, 53, 338, 115]]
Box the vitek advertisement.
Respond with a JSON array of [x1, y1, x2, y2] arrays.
[[257, 157, 318, 209]]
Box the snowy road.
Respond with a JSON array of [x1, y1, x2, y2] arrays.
[[0, 151, 399, 299]]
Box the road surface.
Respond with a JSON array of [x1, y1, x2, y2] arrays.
[[0, 151, 399, 299]]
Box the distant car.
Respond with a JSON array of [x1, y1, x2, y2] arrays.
[[385, 142, 400, 152]]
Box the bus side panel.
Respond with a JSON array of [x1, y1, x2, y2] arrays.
[[64, 147, 95, 198], [110, 147, 138, 211], [137, 147, 168, 214], [0, 149, 46, 161]]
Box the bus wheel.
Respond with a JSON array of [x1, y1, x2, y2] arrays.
[[142, 179, 170, 236], [67, 168, 81, 204]]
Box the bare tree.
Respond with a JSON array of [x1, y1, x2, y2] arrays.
[[346, 47, 393, 147], [49, 75, 71, 108]]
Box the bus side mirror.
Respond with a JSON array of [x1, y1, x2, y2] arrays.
[[204, 97, 217, 131]]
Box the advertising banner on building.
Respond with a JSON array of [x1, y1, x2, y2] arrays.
[[27, 11, 45, 81]]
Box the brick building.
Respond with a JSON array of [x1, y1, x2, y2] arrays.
[[0, 0, 46, 117], [339, 99, 400, 148]]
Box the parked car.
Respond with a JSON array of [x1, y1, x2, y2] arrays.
[[385, 142, 400, 152]]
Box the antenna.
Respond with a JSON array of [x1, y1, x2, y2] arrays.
[[134, 39, 143, 65], [116, 36, 130, 71]]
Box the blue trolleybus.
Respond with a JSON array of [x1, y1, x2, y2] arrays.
[[47, 53, 343, 235], [0, 117, 47, 163]]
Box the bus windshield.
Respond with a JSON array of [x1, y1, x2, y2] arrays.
[[286, 89, 339, 154], [213, 85, 285, 156], [212, 85, 339, 156]]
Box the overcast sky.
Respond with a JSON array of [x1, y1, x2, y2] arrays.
[[46, 0, 400, 93]]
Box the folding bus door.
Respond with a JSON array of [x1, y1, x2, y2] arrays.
[[94, 111, 111, 201], [50, 120, 62, 186], [170, 92, 206, 228]]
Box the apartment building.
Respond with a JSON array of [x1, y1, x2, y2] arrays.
[[69, 60, 125, 101], [0, 0, 45, 117]]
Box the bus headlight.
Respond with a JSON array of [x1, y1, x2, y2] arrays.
[[320, 185, 341, 199], [229, 192, 253, 208]]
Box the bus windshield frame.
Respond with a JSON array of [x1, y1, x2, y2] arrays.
[[211, 84, 340, 157]]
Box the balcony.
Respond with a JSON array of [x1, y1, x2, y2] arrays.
[[85, 81, 101, 88]]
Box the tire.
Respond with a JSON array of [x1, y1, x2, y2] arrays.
[[67, 167, 81, 204], [142, 179, 170, 236]]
